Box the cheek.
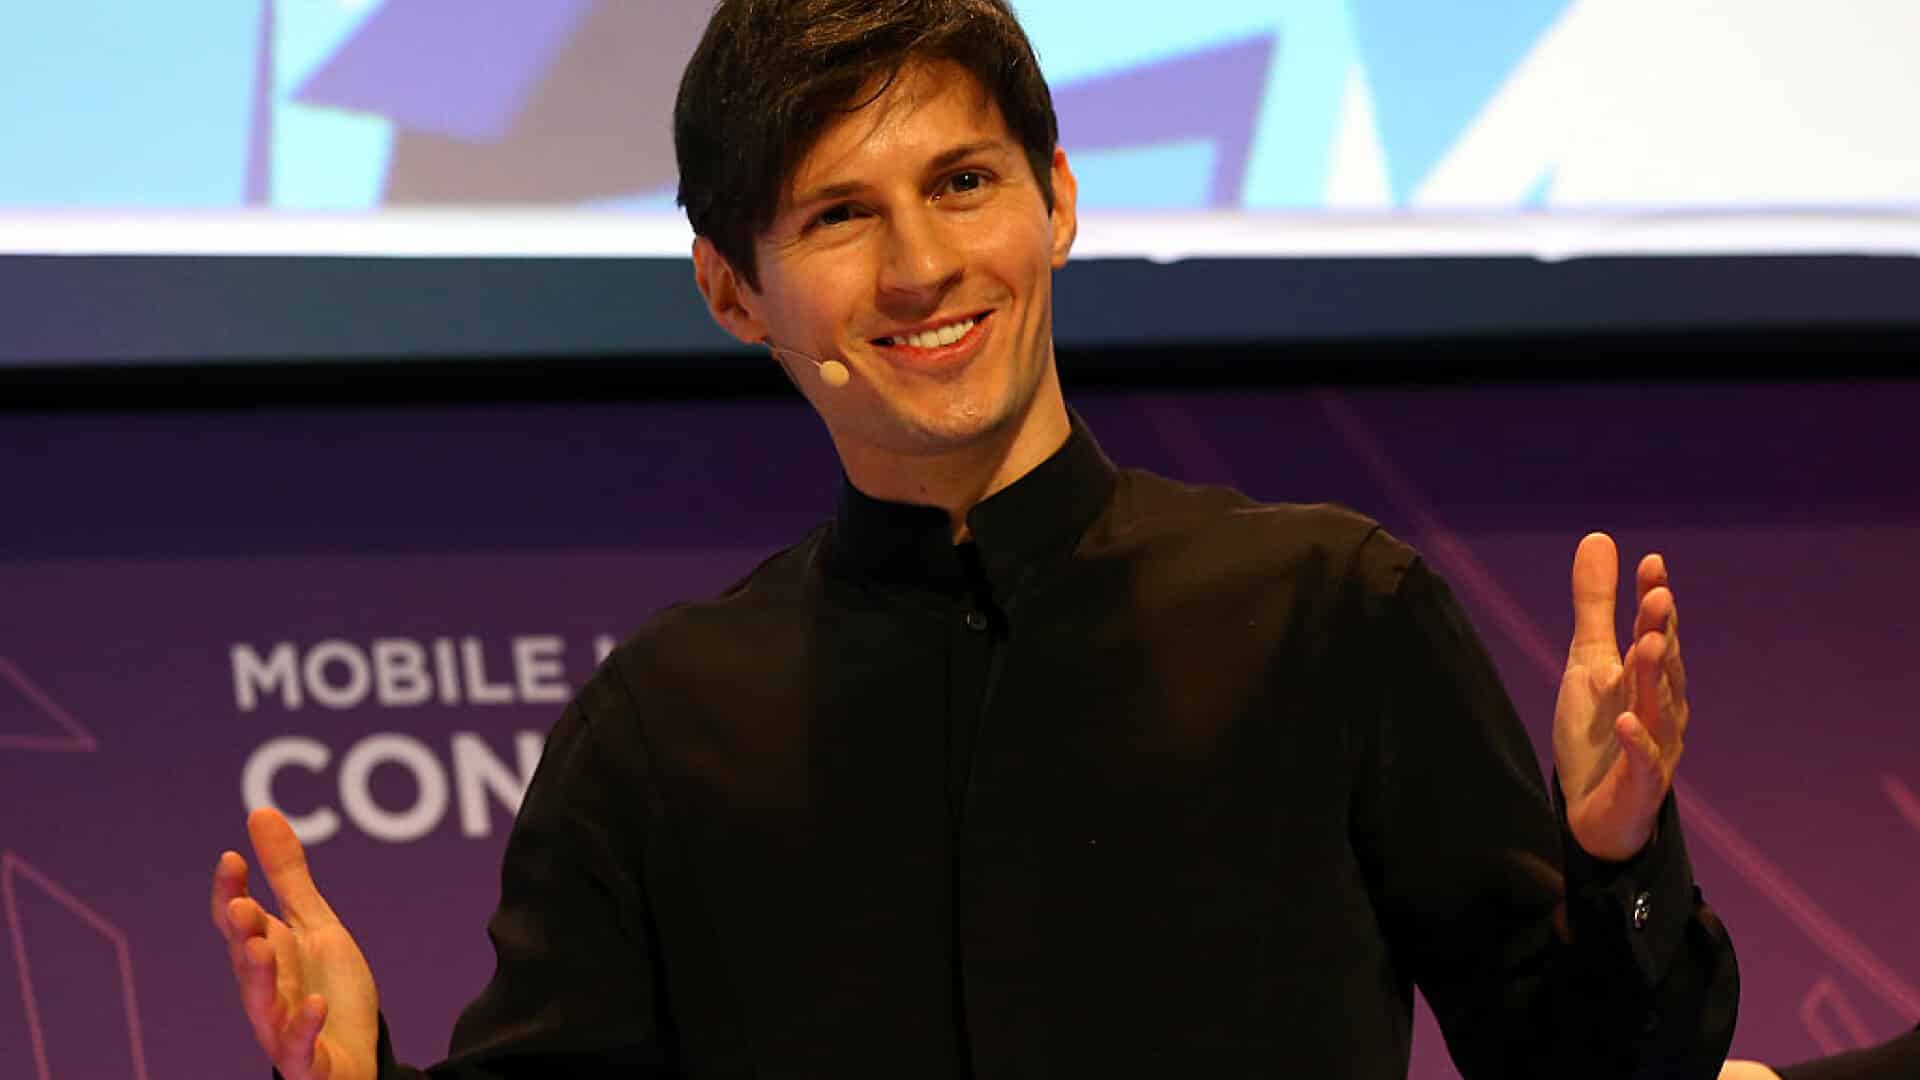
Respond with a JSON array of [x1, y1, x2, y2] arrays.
[[965, 214, 1056, 290], [766, 263, 867, 338]]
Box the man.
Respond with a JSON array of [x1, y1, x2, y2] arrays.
[[210, 2, 1738, 1077]]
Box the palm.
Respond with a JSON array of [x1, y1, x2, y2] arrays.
[[1553, 533, 1689, 862], [257, 910, 378, 1080], [1556, 634, 1640, 857], [212, 808, 380, 1080]]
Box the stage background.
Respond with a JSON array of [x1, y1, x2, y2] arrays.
[[5, 380, 1919, 1078]]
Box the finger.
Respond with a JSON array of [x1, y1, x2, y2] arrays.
[[239, 935, 287, 1055], [225, 896, 289, 991], [225, 895, 260, 982], [1637, 552, 1667, 609], [290, 994, 329, 1079], [226, 898, 293, 955], [211, 850, 249, 937], [247, 806, 336, 928], [1615, 711, 1669, 800], [1663, 623, 1688, 722], [270, 921, 306, 1015], [1570, 532, 1620, 655], [1632, 629, 1667, 737], [228, 894, 277, 939], [1635, 584, 1674, 646]]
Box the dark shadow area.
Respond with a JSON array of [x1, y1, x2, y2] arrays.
[[3, 324, 1917, 411]]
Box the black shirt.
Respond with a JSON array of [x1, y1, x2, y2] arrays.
[[381, 411, 1738, 1079]]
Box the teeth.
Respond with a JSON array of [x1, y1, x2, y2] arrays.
[[888, 317, 976, 349]]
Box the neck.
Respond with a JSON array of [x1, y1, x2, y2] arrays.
[[837, 369, 1072, 542]]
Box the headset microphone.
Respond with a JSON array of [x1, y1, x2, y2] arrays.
[[765, 340, 851, 389]]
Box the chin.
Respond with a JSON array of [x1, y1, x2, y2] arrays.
[[895, 385, 1024, 450]]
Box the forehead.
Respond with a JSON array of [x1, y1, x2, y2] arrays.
[[783, 61, 1011, 198]]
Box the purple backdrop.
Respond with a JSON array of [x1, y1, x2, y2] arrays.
[[3, 381, 1916, 1078]]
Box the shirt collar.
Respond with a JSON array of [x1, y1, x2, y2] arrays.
[[829, 407, 1119, 597]]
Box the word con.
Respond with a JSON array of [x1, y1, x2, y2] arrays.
[[242, 730, 545, 844]]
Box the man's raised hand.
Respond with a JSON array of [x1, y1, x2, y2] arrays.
[[1553, 532, 1690, 862], [210, 806, 380, 1080]]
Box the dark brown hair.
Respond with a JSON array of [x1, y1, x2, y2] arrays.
[[674, 0, 1059, 290]]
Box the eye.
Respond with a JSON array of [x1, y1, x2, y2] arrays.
[[811, 203, 858, 230], [935, 170, 991, 201]]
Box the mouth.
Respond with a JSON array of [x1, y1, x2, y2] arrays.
[[868, 311, 993, 372]]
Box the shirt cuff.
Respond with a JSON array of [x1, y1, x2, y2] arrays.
[[1551, 773, 1699, 989]]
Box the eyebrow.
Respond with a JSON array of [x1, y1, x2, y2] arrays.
[[788, 140, 1011, 209]]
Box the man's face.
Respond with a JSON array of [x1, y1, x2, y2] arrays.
[[700, 60, 1077, 460]]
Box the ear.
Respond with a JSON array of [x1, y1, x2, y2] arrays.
[[1047, 146, 1079, 270], [692, 236, 770, 345]]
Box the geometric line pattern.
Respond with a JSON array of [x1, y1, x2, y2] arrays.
[[1678, 789, 1920, 1021], [1128, 395, 1244, 489], [1800, 976, 1873, 1055], [2, 852, 151, 1080], [0, 657, 98, 753], [1308, 387, 1920, 1024], [1885, 774, 1920, 837]]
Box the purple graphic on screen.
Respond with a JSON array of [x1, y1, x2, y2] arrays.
[[1802, 977, 1875, 1056], [288, 6, 1275, 207], [246, 0, 276, 205], [295, 0, 707, 203], [0, 658, 96, 753], [1889, 776, 1920, 836], [296, 0, 597, 142], [3, 853, 150, 1080], [1053, 34, 1276, 206]]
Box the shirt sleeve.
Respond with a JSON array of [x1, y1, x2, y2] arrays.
[[1347, 551, 1739, 1080], [371, 668, 678, 1079]]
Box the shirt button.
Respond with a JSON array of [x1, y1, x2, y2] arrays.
[[963, 611, 989, 632], [1631, 891, 1652, 930]]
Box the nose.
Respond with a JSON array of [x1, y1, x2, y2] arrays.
[[876, 208, 962, 315]]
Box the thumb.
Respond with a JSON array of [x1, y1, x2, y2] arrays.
[[247, 806, 337, 928], [1569, 532, 1621, 658]]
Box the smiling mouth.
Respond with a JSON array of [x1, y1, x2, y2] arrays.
[[871, 311, 991, 350]]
